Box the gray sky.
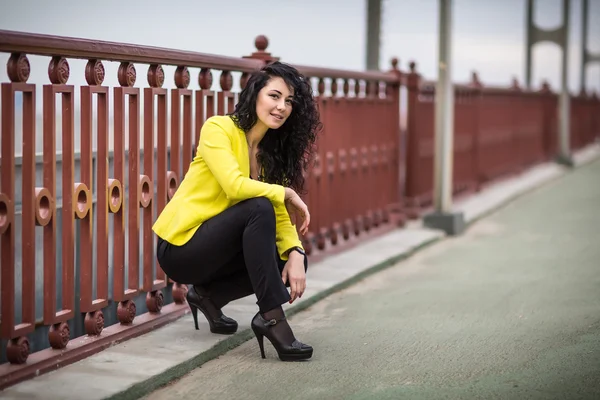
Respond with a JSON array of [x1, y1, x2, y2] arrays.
[[0, 0, 599, 92]]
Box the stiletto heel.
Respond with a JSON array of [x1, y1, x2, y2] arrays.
[[252, 327, 266, 359], [190, 304, 199, 330], [186, 286, 238, 334], [251, 311, 313, 361]]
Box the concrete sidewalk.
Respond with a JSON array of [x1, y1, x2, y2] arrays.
[[1, 144, 598, 400]]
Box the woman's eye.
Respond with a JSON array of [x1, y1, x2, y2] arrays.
[[270, 94, 279, 99]]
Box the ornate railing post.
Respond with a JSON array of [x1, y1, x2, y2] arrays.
[[468, 71, 483, 190], [387, 57, 406, 227], [539, 80, 556, 161], [80, 58, 107, 334], [1, 53, 35, 364], [404, 61, 422, 218], [243, 35, 280, 65]]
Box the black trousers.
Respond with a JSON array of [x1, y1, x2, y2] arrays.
[[156, 197, 307, 313]]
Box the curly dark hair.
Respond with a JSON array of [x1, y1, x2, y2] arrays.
[[229, 61, 322, 194]]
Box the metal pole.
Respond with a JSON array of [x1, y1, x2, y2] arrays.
[[580, 0, 588, 93], [434, 0, 454, 213], [525, 0, 534, 88], [424, 0, 464, 235], [366, 0, 381, 70], [558, 0, 571, 161]]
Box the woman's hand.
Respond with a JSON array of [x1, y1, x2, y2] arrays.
[[284, 187, 310, 236], [281, 251, 306, 304]]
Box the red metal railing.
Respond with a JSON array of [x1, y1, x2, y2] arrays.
[[297, 62, 403, 252], [403, 64, 599, 217], [0, 29, 599, 388], [0, 30, 403, 387]]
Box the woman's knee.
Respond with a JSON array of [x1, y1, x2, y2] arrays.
[[244, 197, 275, 224]]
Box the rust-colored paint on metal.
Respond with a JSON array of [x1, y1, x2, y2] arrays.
[[170, 66, 191, 186], [386, 58, 403, 225], [477, 89, 517, 182], [317, 93, 331, 249], [170, 87, 192, 194], [453, 86, 477, 194], [217, 70, 235, 116], [0, 30, 263, 73], [121, 86, 142, 306], [539, 82, 557, 161], [173, 85, 193, 180], [469, 84, 483, 190], [0, 302, 189, 390], [20, 83, 37, 343], [42, 84, 75, 332], [340, 89, 353, 238], [325, 90, 338, 244], [590, 94, 600, 144], [217, 90, 235, 116], [348, 95, 361, 234], [328, 94, 342, 244], [314, 92, 328, 249], [359, 95, 372, 231], [404, 65, 435, 215], [80, 85, 108, 314], [336, 95, 351, 239], [1, 78, 36, 356], [112, 84, 132, 313], [143, 85, 167, 293], [293, 64, 397, 83], [570, 94, 591, 151], [518, 92, 546, 169], [194, 69, 215, 164]]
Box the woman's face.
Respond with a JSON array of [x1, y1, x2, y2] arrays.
[[255, 76, 294, 130]]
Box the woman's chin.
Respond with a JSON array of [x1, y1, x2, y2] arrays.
[[266, 121, 284, 129]]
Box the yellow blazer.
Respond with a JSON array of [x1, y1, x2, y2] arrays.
[[152, 115, 303, 260]]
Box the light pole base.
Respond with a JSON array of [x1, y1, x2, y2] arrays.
[[555, 154, 574, 168], [423, 211, 465, 236]]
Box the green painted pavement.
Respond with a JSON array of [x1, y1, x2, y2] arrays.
[[146, 160, 600, 400]]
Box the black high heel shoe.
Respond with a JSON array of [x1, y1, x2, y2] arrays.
[[251, 312, 313, 361], [186, 286, 238, 335]]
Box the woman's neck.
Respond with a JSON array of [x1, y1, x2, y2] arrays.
[[246, 121, 269, 149]]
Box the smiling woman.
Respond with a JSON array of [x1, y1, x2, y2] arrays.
[[152, 61, 322, 362]]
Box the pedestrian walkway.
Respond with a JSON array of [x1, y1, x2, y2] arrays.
[[0, 144, 598, 400], [144, 158, 600, 400]]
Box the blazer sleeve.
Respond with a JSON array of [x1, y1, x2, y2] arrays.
[[274, 201, 304, 261], [199, 118, 285, 206]]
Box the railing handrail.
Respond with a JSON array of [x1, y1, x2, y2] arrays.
[[292, 64, 399, 83], [419, 79, 555, 96], [0, 29, 263, 72]]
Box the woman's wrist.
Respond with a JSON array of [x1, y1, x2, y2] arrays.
[[286, 246, 305, 259], [284, 187, 297, 201]]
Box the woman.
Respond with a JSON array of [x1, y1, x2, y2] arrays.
[[153, 61, 321, 362]]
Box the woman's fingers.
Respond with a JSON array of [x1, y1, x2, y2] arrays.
[[302, 209, 310, 235], [294, 198, 310, 234], [289, 280, 298, 303], [281, 267, 288, 284], [298, 278, 306, 299], [289, 276, 306, 303], [286, 191, 311, 235]]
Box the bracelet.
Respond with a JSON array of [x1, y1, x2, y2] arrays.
[[287, 246, 306, 257]]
